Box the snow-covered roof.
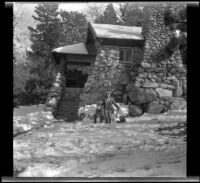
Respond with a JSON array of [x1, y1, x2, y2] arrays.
[[52, 43, 88, 54], [91, 23, 143, 40]]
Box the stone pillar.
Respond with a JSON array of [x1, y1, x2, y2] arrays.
[[80, 45, 144, 105], [45, 55, 66, 117], [127, 4, 187, 113], [80, 46, 120, 105]]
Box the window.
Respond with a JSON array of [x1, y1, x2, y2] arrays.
[[119, 47, 133, 62]]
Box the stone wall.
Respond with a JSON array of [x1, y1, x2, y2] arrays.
[[80, 46, 120, 105], [127, 4, 187, 114], [80, 46, 143, 105], [45, 57, 66, 116]]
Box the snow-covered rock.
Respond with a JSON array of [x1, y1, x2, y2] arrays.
[[78, 103, 129, 121]]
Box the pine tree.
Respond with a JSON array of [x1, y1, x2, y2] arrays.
[[95, 3, 119, 24], [59, 10, 88, 45], [29, 3, 61, 54], [27, 3, 61, 101]]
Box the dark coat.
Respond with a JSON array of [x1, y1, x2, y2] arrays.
[[101, 97, 120, 113]]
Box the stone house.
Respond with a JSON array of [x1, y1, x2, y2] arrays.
[[46, 4, 187, 119]]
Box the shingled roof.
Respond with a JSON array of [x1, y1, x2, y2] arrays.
[[52, 23, 143, 56], [90, 23, 143, 40], [52, 43, 88, 55]]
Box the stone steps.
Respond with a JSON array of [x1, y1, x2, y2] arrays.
[[54, 88, 82, 121]]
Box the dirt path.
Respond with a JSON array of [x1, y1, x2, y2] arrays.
[[14, 110, 186, 177]]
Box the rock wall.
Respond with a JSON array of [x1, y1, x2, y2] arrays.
[[45, 57, 66, 116], [127, 4, 187, 114], [80, 46, 120, 105], [80, 46, 143, 105]]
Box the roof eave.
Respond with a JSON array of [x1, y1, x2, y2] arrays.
[[97, 36, 144, 41]]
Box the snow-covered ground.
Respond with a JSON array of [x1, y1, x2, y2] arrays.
[[13, 105, 54, 137], [13, 105, 186, 177]]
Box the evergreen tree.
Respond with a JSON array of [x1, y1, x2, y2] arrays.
[[95, 3, 119, 24], [59, 10, 88, 45], [27, 3, 61, 100]]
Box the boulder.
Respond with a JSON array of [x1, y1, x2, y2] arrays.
[[78, 104, 97, 120], [117, 103, 129, 116], [122, 94, 128, 104], [47, 98, 57, 108], [141, 62, 151, 68], [128, 87, 156, 104], [126, 82, 135, 92], [143, 81, 159, 88], [155, 88, 173, 98], [159, 83, 167, 88], [166, 84, 176, 90], [170, 77, 179, 86], [169, 97, 187, 110], [138, 72, 148, 78], [135, 76, 145, 83], [173, 86, 183, 97], [119, 73, 131, 85], [53, 82, 60, 88], [147, 101, 164, 114], [128, 104, 143, 117]]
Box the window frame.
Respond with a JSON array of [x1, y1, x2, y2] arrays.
[[119, 47, 134, 62]]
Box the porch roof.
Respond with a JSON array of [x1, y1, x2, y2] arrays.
[[52, 43, 88, 55]]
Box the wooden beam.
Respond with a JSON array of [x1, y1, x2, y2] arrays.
[[67, 62, 91, 66], [66, 54, 96, 63], [88, 23, 102, 52], [86, 43, 97, 55], [101, 38, 145, 47]]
